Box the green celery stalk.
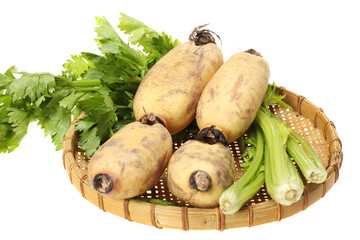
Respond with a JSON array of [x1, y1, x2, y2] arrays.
[[286, 136, 327, 183], [256, 107, 304, 206], [267, 111, 327, 183], [226, 170, 265, 212], [219, 125, 265, 214], [289, 131, 327, 182]]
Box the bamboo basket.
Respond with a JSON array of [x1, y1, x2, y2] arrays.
[[62, 87, 343, 231]]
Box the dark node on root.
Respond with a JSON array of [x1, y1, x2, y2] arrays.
[[244, 48, 262, 57], [93, 173, 113, 194], [139, 112, 166, 127], [192, 125, 228, 146], [189, 170, 212, 192], [189, 24, 222, 46]]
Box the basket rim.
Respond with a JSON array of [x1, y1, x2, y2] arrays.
[[61, 86, 343, 231]]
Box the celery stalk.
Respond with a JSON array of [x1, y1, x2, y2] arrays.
[[286, 136, 327, 183], [220, 83, 326, 214], [267, 111, 327, 183], [219, 125, 265, 214], [290, 131, 327, 181], [256, 107, 304, 206], [219, 172, 265, 214]]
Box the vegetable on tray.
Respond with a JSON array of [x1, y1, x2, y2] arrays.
[[219, 84, 327, 213], [219, 124, 265, 214], [0, 13, 180, 157], [0, 12, 328, 217], [167, 49, 270, 208], [256, 106, 304, 206], [133, 24, 223, 135], [167, 135, 236, 208], [88, 114, 173, 199], [88, 24, 224, 199], [196, 49, 270, 143]]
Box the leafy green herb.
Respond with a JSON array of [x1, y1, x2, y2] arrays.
[[0, 13, 180, 156], [118, 13, 180, 68], [262, 82, 292, 109]]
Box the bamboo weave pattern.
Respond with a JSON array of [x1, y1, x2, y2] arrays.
[[62, 87, 343, 230]]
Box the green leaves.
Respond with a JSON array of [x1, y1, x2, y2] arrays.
[[38, 106, 71, 151], [0, 73, 13, 90], [75, 92, 117, 157], [262, 83, 292, 109], [0, 12, 179, 157], [119, 13, 162, 49], [9, 72, 56, 103], [96, 16, 147, 68], [0, 69, 33, 153], [147, 33, 180, 65], [63, 55, 91, 79], [0, 107, 30, 153], [69, 13, 179, 157], [0, 92, 31, 153], [219, 125, 265, 214], [119, 13, 180, 66]]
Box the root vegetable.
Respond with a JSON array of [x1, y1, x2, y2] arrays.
[[87, 115, 172, 200], [167, 49, 269, 208], [196, 49, 270, 143], [88, 26, 223, 200], [167, 128, 235, 208], [133, 25, 223, 135]]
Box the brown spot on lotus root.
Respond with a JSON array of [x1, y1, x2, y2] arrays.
[[187, 101, 197, 113], [191, 91, 200, 101], [234, 75, 244, 89], [119, 161, 126, 174], [141, 136, 154, 147], [161, 132, 168, 141], [160, 89, 185, 99], [210, 88, 215, 100], [231, 75, 245, 101], [105, 138, 117, 147], [131, 148, 140, 154], [189, 70, 199, 79]]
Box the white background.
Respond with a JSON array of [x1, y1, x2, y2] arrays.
[[0, 0, 358, 239]]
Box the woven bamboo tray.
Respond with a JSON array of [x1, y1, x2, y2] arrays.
[[62, 87, 343, 231]]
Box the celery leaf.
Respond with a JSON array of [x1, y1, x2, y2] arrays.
[[9, 73, 56, 103], [262, 83, 292, 109], [63, 55, 91, 79], [118, 13, 180, 66]]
